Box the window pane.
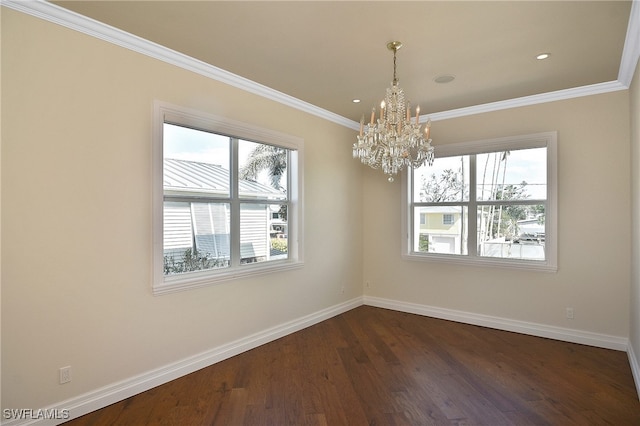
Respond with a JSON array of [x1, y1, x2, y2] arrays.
[[239, 140, 287, 200], [476, 148, 546, 201], [241, 203, 288, 264], [163, 201, 231, 275], [413, 206, 468, 255], [477, 205, 545, 260], [163, 123, 231, 198], [413, 155, 469, 202]]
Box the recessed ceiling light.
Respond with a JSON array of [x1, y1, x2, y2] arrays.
[[434, 75, 455, 84], [352, 99, 361, 103], [536, 53, 550, 60]]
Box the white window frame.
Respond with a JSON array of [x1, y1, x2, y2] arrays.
[[442, 214, 454, 225], [153, 101, 304, 294], [402, 131, 557, 272]]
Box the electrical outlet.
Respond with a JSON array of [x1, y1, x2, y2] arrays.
[[566, 307, 574, 319], [59, 366, 71, 384]]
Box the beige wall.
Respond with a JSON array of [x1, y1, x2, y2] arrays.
[[363, 91, 631, 338], [631, 56, 640, 381], [1, 10, 362, 410]]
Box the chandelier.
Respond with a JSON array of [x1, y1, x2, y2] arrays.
[[353, 41, 434, 182]]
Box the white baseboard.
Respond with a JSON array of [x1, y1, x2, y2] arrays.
[[628, 343, 640, 400], [363, 296, 629, 351], [1, 297, 364, 426]]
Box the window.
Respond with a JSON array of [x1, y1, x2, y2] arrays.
[[403, 132, 557, 271], [153, 102, 303, 294]]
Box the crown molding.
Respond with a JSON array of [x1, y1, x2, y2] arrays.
[[3, 0, 638, 130], [618, 0, 640, 87], [427, 80, 628, 122]]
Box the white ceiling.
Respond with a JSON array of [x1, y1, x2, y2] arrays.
[[46, 1, 636, 122]]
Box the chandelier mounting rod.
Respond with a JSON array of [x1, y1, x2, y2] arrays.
[[387, 41, 403, 85]]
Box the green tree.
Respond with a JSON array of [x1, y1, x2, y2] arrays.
[[488, 182, 544, 240]]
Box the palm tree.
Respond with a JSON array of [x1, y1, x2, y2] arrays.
[[239, 144, 287, 190], [496, 150, 510, 237], [240, 143, 288, 221]]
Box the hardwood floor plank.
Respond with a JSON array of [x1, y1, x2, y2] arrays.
[[300, 322, 368, 425], [64, 306, 640, 425]]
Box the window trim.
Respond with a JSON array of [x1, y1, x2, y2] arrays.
[[442, 214, 454, 225], [153, 101, 304, 295], [402, 131, 557, 272]]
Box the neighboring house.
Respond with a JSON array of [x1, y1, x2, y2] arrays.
[[163, 158, 285, 266], [418, 206, 464, 254], [516, 217, 545, 240]]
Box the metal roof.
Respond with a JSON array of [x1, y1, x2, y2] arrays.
[[164, 158, 285, 199]]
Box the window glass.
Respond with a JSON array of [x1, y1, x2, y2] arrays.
[[476, 148, 546, 201], [414, 155, 469, 202], [477, 204, 545, 260], [413, 206, 468, 255], [163, 201, 230, 275], [163, 123, 230, 198], [154, 103, 303, 294], [163, 132, 290, 275], [240, 203, 288, 264], [239, 140, 287, 200], [405, 132, 556, 271]]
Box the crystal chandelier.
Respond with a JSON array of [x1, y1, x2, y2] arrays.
[[353, 41, 434, 182]]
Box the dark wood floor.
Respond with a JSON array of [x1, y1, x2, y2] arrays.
[[65, 306, 640, 425]]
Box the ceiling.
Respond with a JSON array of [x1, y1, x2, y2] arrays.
[[51, 1, 634, 122]]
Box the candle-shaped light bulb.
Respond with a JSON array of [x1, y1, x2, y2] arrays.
[[415, 105, 420, 125], [370, 107, 375, 125], [380, 101, 385, 121], [359, 115, 364, 137], [406, 102, 411, 121], [425, 118, 431, 139]]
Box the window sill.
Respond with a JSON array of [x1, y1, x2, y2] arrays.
[[402, 252, 557, 273], [153, 260, 304, 295]]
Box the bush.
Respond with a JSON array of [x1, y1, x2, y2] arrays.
[[164, 248, 228, 275], [418, 234, 429, 252], [271, 238, 288, 253]]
